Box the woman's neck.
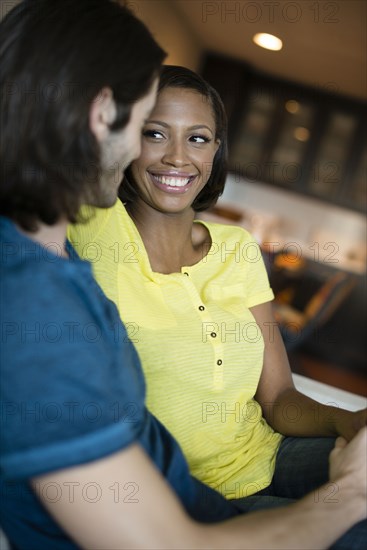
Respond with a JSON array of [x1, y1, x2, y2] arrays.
[[126, 202, 211, 274]]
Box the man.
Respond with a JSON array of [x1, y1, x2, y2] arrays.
[[1, 1, 366, 548]]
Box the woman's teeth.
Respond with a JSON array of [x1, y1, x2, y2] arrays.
[[155, 175, 192, 187]]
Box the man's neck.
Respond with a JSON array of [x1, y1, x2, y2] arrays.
[[17, 219, 69, 258]]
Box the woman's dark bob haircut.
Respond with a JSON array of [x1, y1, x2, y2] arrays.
[[119, 65, 228, 212], [0, 0, 166, 231]]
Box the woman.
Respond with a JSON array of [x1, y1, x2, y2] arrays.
[[69, 65, 366, 504]]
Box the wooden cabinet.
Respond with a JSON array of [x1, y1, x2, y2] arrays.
[[201, 53, 366, 213]]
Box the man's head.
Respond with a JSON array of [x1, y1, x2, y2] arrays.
[[0, 0, 165, 230], [90, 79, 159, 209]]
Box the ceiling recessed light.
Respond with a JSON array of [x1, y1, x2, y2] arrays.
[[253, 33, 283, 51]]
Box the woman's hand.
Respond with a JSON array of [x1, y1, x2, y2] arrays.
[[334, 407, 367, 442]]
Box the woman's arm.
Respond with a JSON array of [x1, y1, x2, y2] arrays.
[[252, 301, 366, 440]]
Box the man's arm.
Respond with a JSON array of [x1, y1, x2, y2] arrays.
[[33, 430, 367, 549], [33, 444, 197, 549]]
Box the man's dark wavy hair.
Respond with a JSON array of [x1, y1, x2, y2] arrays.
[[119, 64, 228, 212], [0, 0, 166, 230]]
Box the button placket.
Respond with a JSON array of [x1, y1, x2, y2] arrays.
[[180, 273, 224, 390]]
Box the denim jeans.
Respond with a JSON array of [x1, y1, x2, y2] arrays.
[[232, 436, 366, 549]]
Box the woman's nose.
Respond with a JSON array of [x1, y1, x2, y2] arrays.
[[162, 139, 189, 167]]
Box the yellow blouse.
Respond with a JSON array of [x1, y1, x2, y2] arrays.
[[68, 200, 283, 499]]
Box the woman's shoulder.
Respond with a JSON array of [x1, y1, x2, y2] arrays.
[[197, 218, 256, 245], [68, 199, 129, 246]]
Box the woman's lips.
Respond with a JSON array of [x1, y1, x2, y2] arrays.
[[149, 172, 197, 193]]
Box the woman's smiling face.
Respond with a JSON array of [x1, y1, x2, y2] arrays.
[[130, 86, 220, 214]]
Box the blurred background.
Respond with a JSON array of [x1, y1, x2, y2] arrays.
[[1, 0, 365, 395], [124, 0, 366, 395]]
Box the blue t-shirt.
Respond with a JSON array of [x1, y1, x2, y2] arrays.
[[0, 217, 238, 549]]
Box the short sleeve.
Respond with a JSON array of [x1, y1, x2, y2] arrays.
[[240, 230, 274, 308], [0, 257, 145, 480]]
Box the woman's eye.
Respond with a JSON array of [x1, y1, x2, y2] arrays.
[[143, 130, 164, 140], [190, 135, 211, 144]]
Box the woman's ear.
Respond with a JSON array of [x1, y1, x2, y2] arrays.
[[214, 139, 221, 154], [89, 87, 117, 142]]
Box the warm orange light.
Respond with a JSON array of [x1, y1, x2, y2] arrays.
[[253, 33, 283, 51], [294, 127, 310, 142], [285, 100, 299, 114]]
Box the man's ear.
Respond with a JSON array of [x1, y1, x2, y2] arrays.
[[89, 87, 117, 142]]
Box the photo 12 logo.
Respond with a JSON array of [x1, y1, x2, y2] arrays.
[[202, 2, 340, 24]]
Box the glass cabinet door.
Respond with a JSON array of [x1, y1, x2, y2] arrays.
[[308, 112, 357, 198], [229, 90, 315, 189], [229, 88, 277, 180], [268, 99, 315, 188]]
